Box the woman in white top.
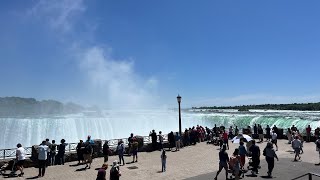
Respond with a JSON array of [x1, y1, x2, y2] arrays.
[[16, 143, 26, 176]]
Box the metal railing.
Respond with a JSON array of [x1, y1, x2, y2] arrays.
[[292, 172, 320, 180], [0, 135, 168, 160]]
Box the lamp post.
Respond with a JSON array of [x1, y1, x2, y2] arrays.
[[177, 94, 182, 136]]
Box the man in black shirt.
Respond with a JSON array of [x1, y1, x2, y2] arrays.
[[249, 140, 260, 175], [254, 124, 258, 135], [149, 130, 157, 151], [214, 145, 229, 180]]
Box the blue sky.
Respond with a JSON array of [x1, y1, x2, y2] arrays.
[[1, 0, 320, 108]]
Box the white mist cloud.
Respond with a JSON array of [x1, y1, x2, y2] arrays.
[[79, 46, 158, 108], [26, 0, 159, 108]]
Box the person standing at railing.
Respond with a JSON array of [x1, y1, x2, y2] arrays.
[[175, 132, 181, 151], [77, 140, 84, 165], [128, 133, 133, 155], [158, 131, 164, 150], [83, 141, 93, 169], [306, 125, 312, 142], [38, 141, 49, 177], [45, 138, 51, 166], [117, 140, 125, 166], [131, 138, 139, 163], [150, 130, 157, 151], [16, 143, 25, 177], [103, 141, 110, 163], [50, 140, 57, 166], [168, 131, 175, 151], [57, 139, 67, 165]]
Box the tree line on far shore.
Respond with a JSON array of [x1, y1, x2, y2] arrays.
[[192, 102, 320, 111]]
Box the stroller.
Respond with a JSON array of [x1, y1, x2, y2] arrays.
[[0, 159, 18, 177]]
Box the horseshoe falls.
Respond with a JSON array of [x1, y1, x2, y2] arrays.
[[1, 109, 320, 149]]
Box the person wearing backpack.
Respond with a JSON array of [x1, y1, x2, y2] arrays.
[[315, 136, 320, 165], [117, 140, 125, 166]]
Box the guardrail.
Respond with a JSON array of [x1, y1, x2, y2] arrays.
[[292, 172, 320, 180], [0, 134, 169, 160]]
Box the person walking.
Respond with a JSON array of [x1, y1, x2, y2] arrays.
[[249, 140, 260, 176], [214, 145, 229, 180], [239, 141, 247, 169], [229, 148, 241, 180], [38, 141, 49, 177], [271, 131, 278, 151], [50, 140, 57, 166], [16, 143, 25, 177], [161, 150, 167, 172], [292, 136, 302, 161], [103, 141, 110, 163], [57, 139, 67, 165], [110, 160, 121, 180], [175, 132, 181, 151], [117, 140, 125, 166], [96, 164, 108, 180], [263, 142, 279, 177]]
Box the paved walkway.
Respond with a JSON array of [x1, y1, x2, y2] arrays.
[[1, 139, 319, 180]]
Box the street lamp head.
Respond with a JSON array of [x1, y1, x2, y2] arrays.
[[177, 94, 182, 103]]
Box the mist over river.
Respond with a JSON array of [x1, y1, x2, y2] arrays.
[[1, 109, 320, 149]]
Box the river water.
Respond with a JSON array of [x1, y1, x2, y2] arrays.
[[1, 109, 319, 149]]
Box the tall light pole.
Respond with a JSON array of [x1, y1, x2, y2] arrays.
[[177, 94, 182, 136]]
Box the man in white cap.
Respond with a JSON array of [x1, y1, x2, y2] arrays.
[[110, 160, 121, 180]]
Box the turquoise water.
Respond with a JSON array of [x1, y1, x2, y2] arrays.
[[0, 109, 319, 149]]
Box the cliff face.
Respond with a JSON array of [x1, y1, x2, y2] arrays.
[[0, 97, 85, 116]]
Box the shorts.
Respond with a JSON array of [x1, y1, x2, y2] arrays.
[[83, 154, 92, 163], [132, 150, 138, 156], [259, 134, 264, 139], [294, 148, 300, 154], [223, 139, 228, 144], [16, 160, 25, 166], [219, 161, 228, 169], [271, 139, 277, 144]]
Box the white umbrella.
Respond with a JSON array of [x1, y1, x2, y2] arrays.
[[232, 134, 252, 143]]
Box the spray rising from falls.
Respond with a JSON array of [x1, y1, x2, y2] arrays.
[[1, 109, 320, 149]]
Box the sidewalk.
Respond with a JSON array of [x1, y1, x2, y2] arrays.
[[1, 139, 319, 180]]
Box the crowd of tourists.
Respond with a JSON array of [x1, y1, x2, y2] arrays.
[[7, 124, 320, 179]]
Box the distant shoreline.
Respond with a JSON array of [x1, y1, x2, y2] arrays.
[[192, 102, 320, 111]]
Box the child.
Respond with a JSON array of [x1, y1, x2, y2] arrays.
[[161, 150, 167, 172]]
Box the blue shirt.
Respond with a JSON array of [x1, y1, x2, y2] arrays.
[[239, 145, 247, 156], [38, 145, 49, 160], [175, 135, 180, 141]]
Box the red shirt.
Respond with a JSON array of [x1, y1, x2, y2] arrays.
[[223, 132, 228, 140], [306, 127, 311, 133]]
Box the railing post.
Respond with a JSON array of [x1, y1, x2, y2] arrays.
[[309, 173, 312, 180], [3, 149, 5, 159]]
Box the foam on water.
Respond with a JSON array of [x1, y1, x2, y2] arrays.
[[0, 109, 320, 149]]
